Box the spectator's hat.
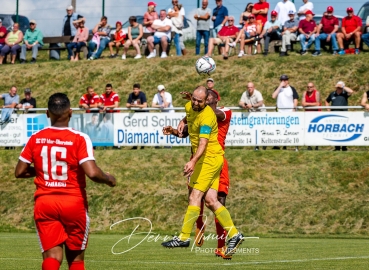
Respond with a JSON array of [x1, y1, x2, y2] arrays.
[[327, 6, 334, 12], [288, 10, 295, 15], [271, 10, 278, 17], [24, 88, 31, 94], [157, 85, 165, 91], [209, 89, 221, 101], [280, 74, 289, 80], [148, 1, 157, 6], [207, 78, 214, 82], [30, 20, 36, 24], [249, 14, 255, 19], [116, 21, 122, 26], [335, 81, 345, 88], [347, 7, 354, 12], [305, 10, 315, 16], [67, 5, 74, 10]]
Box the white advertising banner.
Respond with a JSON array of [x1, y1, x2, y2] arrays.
[[304, 112, 369, 146], [0, 113, 24, 146]]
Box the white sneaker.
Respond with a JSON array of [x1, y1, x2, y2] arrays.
[[121, 54, 126, 60], [153, 49, 156, 55], [134, 54, 142, 59], [228, 42, 236, 48], [161, 52, 168, 58], [238, 51, 244, 58], [147, 52, 156, 59]]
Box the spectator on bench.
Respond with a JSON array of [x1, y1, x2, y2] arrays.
[[361, 16, 369, 49], [260, 10, 282, 56], [123, 16, 143, 60], [325, 81, 354, 151], [146, 10, 173, 59], [0, 23, 23, 65], [194, 0, 211, 55], [67, 18, 88, 61], [313, 6, 339, 56], [62, 5, 83, 41], [337, 7, 362, 55], [108, 21, 126, 58], [20, 20, 43, 64], [230, 14, 261, 57], [88, 16, 111, 60], [298, 10, 317, 55], [239, 3, 254, 25], [279, 10, 298, 57], [17, 88, 37, 113], [143, 2, 159, 34], [79, 86, 100, 113], [205, 16, 239, 59], [0, 19, 6, 51]]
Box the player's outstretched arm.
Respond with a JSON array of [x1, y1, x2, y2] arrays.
[[81, 160, 116, 187], [163, 126, 189, 138], [15, 160, 36, 178]]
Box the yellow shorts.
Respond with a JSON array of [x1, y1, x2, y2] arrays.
[[189, 155, 223, 193]]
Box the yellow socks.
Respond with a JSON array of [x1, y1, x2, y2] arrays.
[[179, 205, 201, 241], [214, 205, 239, 238]]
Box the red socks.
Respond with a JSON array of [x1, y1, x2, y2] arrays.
[[215, 218, 227, 248], [196, 200, 205, 229], [42, 258, 60, 270], [68, 261, 85, 270]]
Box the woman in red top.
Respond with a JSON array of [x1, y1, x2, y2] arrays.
[[143, 2, 159, 33], [108, 21, 126, 58], [302, 82, 321, 112]]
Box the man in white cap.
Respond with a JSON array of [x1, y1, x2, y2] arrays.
[[325, 81, 354, 151], [152, 85, 174, 113], [62, 5, 84, 55], [20, 20, 43, 64]]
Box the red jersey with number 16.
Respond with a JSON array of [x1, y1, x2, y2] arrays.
[[217, 107, 232, 150], [19, 127, 95, 201]]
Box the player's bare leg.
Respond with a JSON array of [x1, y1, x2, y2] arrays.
[[42, 244, 63, 270], [66, 246, 85, 270]]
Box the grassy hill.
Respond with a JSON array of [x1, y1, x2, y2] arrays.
[[2, 42, 369, 109], [1, 148, 369, 237]]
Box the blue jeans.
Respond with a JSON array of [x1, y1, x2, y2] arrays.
[[196, 30, 210, 55], [314, 33, 338, 51], [299, 34, 316, 51], [362, 33, 369, 47], [67, 42, 86, 58], [88, 38, 109, 59], [173, 33, 182, 56]]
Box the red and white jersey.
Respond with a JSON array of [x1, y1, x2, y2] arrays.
[[100, 91, 120, 113], [217, 107, 232, 150], [19, 127, 95, 200], [79, 93, 100, 112]]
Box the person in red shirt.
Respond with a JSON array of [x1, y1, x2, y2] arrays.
[[252, 0, 270, 26], [298, 10, 317, 55], [205, 16, 239, 59], [15, 93, 116, 270], [99, 83, 120, 113], [337, 7, 362, 55], [79, 86, 100, 113], [108, 21, 126, 58], [313, 6, 339, 56]]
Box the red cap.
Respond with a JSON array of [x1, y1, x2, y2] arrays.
[[249, 14, 255, 18], [209, 89, 221, 101], [116, 21, 122, 25], [347, 7, 354, 12], [271, 10, 278, 17], [327, 6, 334, 12], [148, 1, 157, 6], [305, 10, 315, 16]]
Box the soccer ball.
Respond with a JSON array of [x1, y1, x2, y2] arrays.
[[195, 56, 216, 75]]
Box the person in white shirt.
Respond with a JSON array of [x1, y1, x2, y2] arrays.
[[274, 0, 296, 25], [297, 0, 314, 20], [147, 10, 173, 59], [152, 85, 174, 113], [239, 82, 266, 112], [167, 0, 187, 55]]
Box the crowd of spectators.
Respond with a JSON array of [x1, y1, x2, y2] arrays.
[[1, 0, 368, 63]]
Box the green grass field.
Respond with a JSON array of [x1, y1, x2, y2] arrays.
[[1, 233, 369, 269]]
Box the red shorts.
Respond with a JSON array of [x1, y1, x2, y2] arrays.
[[188, 156, 230, 195], [34, 195, 90, 253]]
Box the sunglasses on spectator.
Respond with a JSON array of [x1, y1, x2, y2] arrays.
[[228, 20, 234, 21], [307, 86, 314, 88], [30, 23, 35, 25], [280, 79, 288, 81]]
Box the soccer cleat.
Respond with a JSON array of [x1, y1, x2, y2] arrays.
[[161, 236, 190, 248], [194, 225, 206, 247], [312, 51, 321, 56], [215, 246, 229, 259], [338, 50, 345, 55], [225, 232, 244, 256]]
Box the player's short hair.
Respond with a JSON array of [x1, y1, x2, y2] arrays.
[[48, 93, 70, 115], [101, 16, 108, 21], [86, 86, 93, 91], [208, 89, 218, 100], [106, 83, 113, 88], [133, 83, 140, 89], [129, 16, 137, 22]]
